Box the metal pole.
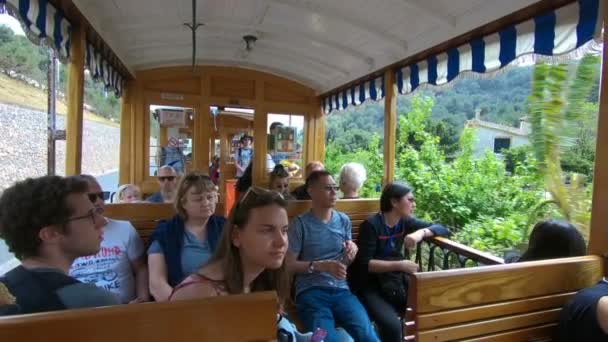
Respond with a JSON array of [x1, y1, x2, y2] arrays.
[[47, 47, 57, 175], [184, 0, 203, 71]]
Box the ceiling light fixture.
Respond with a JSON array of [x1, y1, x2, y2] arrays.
[[243, 35, 258, 51]]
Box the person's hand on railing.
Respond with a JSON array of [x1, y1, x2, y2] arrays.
[[405, 228, 431, 249], [397, 260, 420, 274]]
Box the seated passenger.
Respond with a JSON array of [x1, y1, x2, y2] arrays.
[[286, 171, 380, 342], [269, 164, 295, 200], [69, 175, 149, 304], [349, 182, 449, 342], [116, 183, 142, 203], [147, 172, 225, 301], [0, 176, 119, 314], [339, 163, 366, 199], [0, 283, 18, 315], [171, 187, 315, 341], [291, 161, 324, 200], [146, 165, 178, 203], [518, 220, 586, 262], [558, 279, 608, 341], [170, 186, 289, 302]]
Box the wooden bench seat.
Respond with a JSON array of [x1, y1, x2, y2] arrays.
[[0, 291, 278, 342], [405, 255, 604, 341], [103, 199, 380, 245]]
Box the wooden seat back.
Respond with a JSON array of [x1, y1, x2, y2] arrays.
[[104, 199, 379, 245], [406, 255, 604, 341], [0, 292, 278, 342], [286, 199, 379, 240], [103, 203, 225, 245]]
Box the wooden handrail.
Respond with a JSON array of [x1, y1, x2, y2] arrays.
[[428, 236, 505, 265]]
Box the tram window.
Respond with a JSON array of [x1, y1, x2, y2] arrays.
[[267, 114, 305, 178], [149, 105, 194, 176]]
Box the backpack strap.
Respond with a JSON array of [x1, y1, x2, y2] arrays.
[[1, 266, 78, 314]]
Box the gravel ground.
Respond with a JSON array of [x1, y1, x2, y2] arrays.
[[0, 103, 120, 192]]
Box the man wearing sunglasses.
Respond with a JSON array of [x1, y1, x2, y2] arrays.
[[286, 170, 380, 342], [0, 176, 120, 315], [146, 165, 178, 203], [69, 175, 149, 304]]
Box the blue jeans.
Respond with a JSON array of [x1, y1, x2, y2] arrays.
[[296, 287, 380, 342]]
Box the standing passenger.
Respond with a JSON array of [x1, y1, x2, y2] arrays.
[[286, 171, 380, 342], [147, 172, 225, 301], [235, 135, 253, 179], [350, 182, 449, 341], [70, 175, 149, 304], [0, 176, 119, 314]]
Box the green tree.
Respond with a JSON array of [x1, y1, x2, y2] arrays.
[[527, 55, 599, 238]]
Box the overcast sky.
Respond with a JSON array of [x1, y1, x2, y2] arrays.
[[0, 13, 25, 35]]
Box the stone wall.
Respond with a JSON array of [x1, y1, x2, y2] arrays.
[[0, 103, 120, 192]]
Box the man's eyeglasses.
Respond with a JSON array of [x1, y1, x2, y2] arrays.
[[323, 185, 340, 192], [88, 192, 110, 203], [158, 176, 176, 182], [65, 207, 104, 225]]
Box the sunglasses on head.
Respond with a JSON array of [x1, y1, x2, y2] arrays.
[[185, 173, 211, 181], [240, 186, 285, 204], [158, 176, 176, 182], [88, 192, 109, 203]]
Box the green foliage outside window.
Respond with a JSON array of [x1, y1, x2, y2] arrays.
[[324, 55, 599, 257]]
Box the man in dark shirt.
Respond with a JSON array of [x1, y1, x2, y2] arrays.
[[0, 176, 120, 315], [146, 165, 178, 203], [291, 161, 324, 200], [558, 280, 608, 341]]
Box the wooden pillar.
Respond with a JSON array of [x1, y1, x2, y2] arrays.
[[253, 80, 266, 186], [588, 4, 608, 258], [198, 75, 212, 173], [133, 79, 146, 184], [119, 81, 135, 184], [65, 24, 85, 176], [383, 69, 397, 185], [308, 100, 326, 163]]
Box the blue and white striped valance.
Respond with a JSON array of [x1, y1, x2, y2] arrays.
[[1, 0, 72, 62], [86, 42, 124, 97], [395, 0, 602, 94], [397, 0, 602, 95], [323, 75, 385, 114]]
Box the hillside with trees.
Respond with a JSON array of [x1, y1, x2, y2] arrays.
[[326, 58, 600, 179], [0, 24, 120, 121]]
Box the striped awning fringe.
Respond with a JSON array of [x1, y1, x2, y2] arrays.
[[86, 42, 124, 97], [322, 74, 385, 114], [1, 0, 72, 62], [397, 0, 602, 95]]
